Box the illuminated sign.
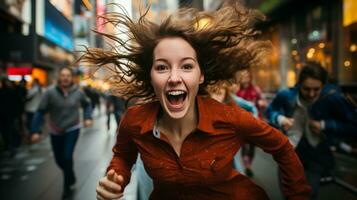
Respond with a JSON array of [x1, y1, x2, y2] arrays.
[[343, 0, 357, 26], [7, 67, 32, 75], [49, 0, 73, 21], [44, 0, 73, 50]]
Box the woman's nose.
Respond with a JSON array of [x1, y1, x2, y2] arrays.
[[168, 70, 182, 84]]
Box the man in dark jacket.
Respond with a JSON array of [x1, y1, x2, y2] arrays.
[[0, 78, 22, 156], [266, 62, 357, 200]]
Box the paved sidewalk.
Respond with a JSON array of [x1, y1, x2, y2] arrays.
[[0, 112, 117, 200]]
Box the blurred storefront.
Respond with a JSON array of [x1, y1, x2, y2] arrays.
[[0, 0, 75, 85], [132, 0, 179, 22], [243, 0, 357, 92], [6, 66, 47, 86]]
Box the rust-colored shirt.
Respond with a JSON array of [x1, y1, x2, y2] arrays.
[[108, 96, 311, 200]]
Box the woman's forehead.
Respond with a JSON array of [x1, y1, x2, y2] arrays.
[[154, 37, 197, 59]]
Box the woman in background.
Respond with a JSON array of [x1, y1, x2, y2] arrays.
[[236, 70, 268, 177]]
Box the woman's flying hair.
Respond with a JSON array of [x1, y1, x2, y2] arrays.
[[79, 3, 271, 103]]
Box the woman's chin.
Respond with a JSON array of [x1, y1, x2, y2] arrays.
[[163, 103, 189, 119], [166, 110, 187, 119]]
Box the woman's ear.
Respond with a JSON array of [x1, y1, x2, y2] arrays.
[[199, 74, 204, 84]]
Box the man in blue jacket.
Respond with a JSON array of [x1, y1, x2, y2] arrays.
[[266, 62, 357, 200]]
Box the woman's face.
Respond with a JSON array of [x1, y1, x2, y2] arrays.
[[151, 37, 204, 119]]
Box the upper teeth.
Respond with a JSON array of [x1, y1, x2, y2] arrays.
[[168, 91, 185, 96]]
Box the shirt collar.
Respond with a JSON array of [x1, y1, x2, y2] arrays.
[[139, 101, 160, 134], [139, 96, 216, 135], [196, 96, 217, 134]]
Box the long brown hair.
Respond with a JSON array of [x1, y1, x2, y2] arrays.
[[79, 3, 271, 103]]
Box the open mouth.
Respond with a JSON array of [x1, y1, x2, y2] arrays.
[[166, 90, 187, 106]]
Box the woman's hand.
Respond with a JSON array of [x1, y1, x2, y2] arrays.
[[96, 169, 124, 200]]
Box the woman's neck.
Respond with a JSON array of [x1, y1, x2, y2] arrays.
[[158, 104, 198, 139]]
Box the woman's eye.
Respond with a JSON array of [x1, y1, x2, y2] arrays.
[[182, 64, 193, 70], [156, 65, 167, 71]]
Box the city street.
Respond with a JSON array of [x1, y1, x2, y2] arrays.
[[0, 111, 356, 200], [1, 0, 357, 200]]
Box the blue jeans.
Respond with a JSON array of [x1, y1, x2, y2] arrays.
[[50, 129, 80, 188], [295, 136, 334, 200]]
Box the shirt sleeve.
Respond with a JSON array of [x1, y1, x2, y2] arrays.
[[31, 90, 49, 134], [265, 90, 286, 128], [233, 105, 311, 200], [26, 87, 37, 100], [107, 111, 138, 190]]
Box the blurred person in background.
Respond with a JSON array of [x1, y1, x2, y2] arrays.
[[266, 62, 357, 200], [30, 67, 93, 199], [82, 3, 311, 200], [236, 70, 268, 177], [105, 91, 126, 130], [25, 78, 42, 136], [13, 76, 28, 147], [209, 81, 259, 118], [0, 77, 23, 156], [84, 86, 101, 115], [309, 79, 357, 157]]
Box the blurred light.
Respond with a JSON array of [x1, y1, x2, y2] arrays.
[[350, 44, 357, 52], [287, 70, 296, 87], [344, 60, 351, 67], [8, 75, 31, 82], [32, 68, 47, 86], [7, 67, 32, 75], [296, 63, 302, 69], [195, 18, 211, 30], [312, 30, 319, 37], [306, 52, 314, 59], [82, 0, 93, 10], [306, 48, 315, 59], [102, 82, 110, 91], [318, 42, 325, 48], [291, 50, 298, 56], [308, 30, 321, 41], [308, 48, 316, 53], [291, 38, 297, 44], [343, 0, 357, 27]]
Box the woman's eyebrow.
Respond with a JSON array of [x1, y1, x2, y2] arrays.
[[154, 57, 196, 63], [181, 57, 196, 62], [153, 58, 168, 63]]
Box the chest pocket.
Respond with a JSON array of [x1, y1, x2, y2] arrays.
[[200, 155, 231, 172], [196, 154, 233, 185]]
